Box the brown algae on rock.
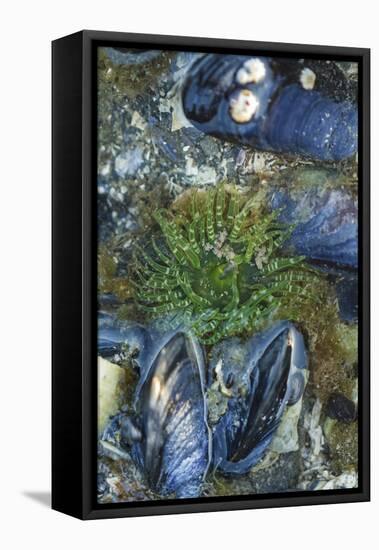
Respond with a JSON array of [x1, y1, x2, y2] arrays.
[[98, 48, 175, 100], [98, 245, 132, 301]]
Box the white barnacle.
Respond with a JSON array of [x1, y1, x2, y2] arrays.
[[229, 89, 259, 123], [215, 359, 233, 398], [300, 67, 316, 90], [236, 58, 266, 85]]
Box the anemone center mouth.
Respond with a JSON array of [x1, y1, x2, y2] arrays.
[[192, 256, 237, 307], [210, 262, 234, 285]]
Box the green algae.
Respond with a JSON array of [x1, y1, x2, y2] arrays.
[[292, 284, 358, 403], [324, 418, 358, 474]]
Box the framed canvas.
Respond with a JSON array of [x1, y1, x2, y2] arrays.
[[52, 30, 370, 520]]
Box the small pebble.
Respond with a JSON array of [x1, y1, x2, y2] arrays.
[[326, 393, 356, 423]]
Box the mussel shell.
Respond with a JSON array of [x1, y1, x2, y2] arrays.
[[269, 186, 357, 268], [98, 311, 150, 363], [104, 47, 163, 66], [182, 55, 282, 145], [212, 321, 307, 475], [264, 83, 357, 161], [131, 330, 211, 498], [286, 371, 306, 406], [182, 54, 357, 161]]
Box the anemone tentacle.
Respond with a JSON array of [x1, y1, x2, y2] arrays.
[[131, 185, 320, 343]]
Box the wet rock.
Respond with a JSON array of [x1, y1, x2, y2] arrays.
[[326, 393, 356, 423], [98, 357, 128, 435], [306, 470, 358, 490], [204, 451, 301, 496], [97, 456, 155, 503], [250, 451, 301, 493], [115, 148, 144, 177]]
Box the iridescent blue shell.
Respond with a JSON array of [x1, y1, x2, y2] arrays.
[[269, 185, 358, 268], [98, 312, 149, 360], [211, 321, 307, 475], [130, 330, 211, 497], [104, 47, 163, 66], [99, 325, 211, 498], [182, 55, 357, 161]]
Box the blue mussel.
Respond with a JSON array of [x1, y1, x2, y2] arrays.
[[182, 55, 357, 161], [100, 323, 212, 498], [268, 182, 358, 322], [99, 317, 308, 496], [210, 322, 308, 475], [269, 184, 358, 268], [130, 330, 211, 498]]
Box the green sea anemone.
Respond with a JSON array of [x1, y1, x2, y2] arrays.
[[132, 185, 319, 344]]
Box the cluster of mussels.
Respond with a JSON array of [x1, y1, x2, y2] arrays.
[[97, 51, 358, 500], [99, 319, 307, 499], [97, 175, 357, 499]]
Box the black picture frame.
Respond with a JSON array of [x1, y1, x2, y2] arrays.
[[52, 30, 370, 520]]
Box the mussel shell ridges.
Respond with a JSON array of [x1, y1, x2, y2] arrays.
[[182, 54, 357, 161], [131, 330, 212, 498], [211, 321, 308, 475], [269, 185, 357, 268]]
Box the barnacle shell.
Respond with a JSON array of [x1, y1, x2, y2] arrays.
[[229, 89, 259, 123], [182, 54, 357, 161], [236, 58, 266, 84], [300, 67, 316, 90]]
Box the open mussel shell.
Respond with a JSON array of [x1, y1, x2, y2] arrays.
[[212, 321, 307, 476], [130, 330, 212, 498], [182, 54, 357, 161]]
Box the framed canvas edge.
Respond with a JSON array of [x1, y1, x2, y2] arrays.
[[53, 30, 370, 520], [77, 29, 371, 57]]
